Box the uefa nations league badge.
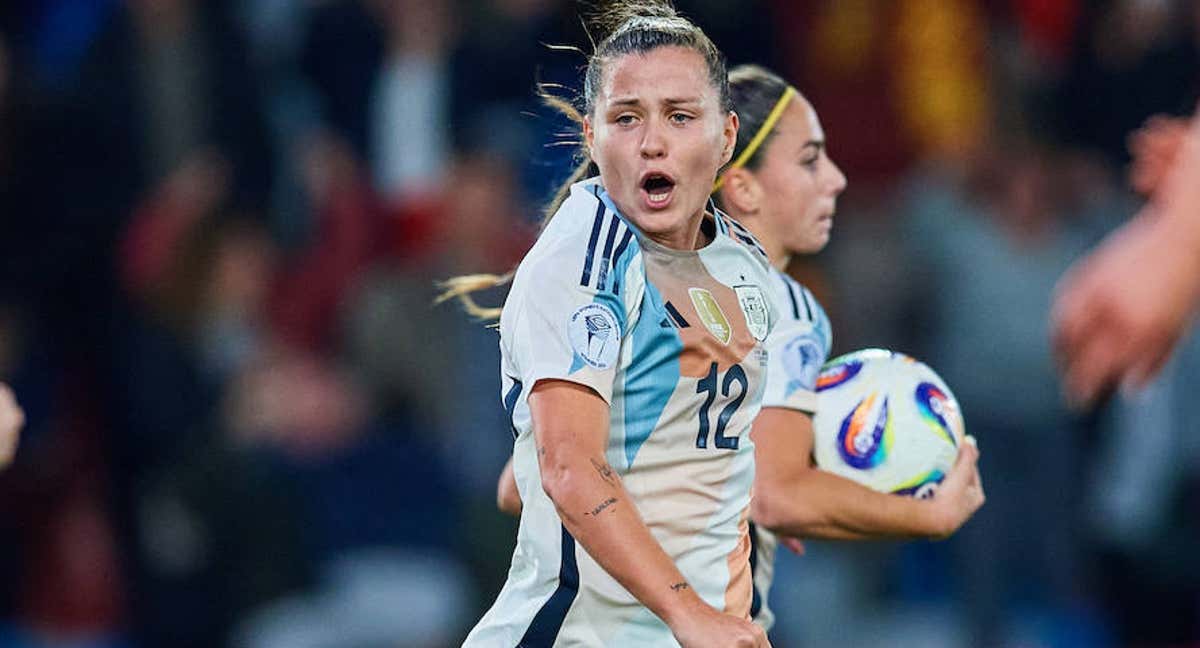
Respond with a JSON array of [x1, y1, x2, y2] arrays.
[[735, 285, 769, 341], [568, 303, 621, 369]]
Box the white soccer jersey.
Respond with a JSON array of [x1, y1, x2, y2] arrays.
[[464, 178, 781, 647], [750, 270, 832, 632]]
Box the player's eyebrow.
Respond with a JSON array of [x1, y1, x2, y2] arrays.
[[800, 140, 825, 155], [608, 96, 701, 107], [663, 96, 701, 106]]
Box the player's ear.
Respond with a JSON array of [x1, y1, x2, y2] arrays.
[[719, 167, 762, 215], [583, 115, 595, 153], [721, 110, 739, 165]]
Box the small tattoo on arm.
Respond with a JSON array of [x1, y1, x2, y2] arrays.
[[670, 582, 690, 592], [584, 497, 618, 516], [589, 458, 617, 486]]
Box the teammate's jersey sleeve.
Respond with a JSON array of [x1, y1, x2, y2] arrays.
[[501, 191, 644, 405], [760, 271, 833, 413]]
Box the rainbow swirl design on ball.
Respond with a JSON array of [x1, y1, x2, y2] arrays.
[[915, 382, 958, 447], [817, 360, 863, 392], [892, 469, 946, 499], [837, 393, 893, 469]]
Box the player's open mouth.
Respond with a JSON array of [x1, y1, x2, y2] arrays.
[[640, 173, 675, 209]]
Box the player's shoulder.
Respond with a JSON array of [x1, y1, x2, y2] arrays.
[[520, 180, 641, 291], [532, 180, 638, 276], [718, 210, 772, 270], [770, 269, 825, 324]]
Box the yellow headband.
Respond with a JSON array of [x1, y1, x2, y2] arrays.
[[713, 86, 797, 193]]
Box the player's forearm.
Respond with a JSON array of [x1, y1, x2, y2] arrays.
[[540, 455, 707, 627], [754, 467, 936, 540]]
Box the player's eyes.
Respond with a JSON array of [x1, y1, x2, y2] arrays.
[[615, 114, 637, 126], [669, 113, 694, 124]]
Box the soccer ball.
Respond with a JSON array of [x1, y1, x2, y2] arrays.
[[812, 349, 965, 499]]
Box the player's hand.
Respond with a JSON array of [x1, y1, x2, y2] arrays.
[[924, 435, 984, 539], [670, 602, 770, 648], [0, 383, 25, 469], [1129, 115, 1190, 196], [1052, 212, 1200, 407]]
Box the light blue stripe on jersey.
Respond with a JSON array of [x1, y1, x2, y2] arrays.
[[585, 186, 682, 468], [620, 280, 681, 468]]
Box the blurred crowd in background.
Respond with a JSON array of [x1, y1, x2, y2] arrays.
[[0, 1, 1198, 647]]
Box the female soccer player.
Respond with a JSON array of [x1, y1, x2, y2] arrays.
[[445, 3, 776, 646], [497, 63, 986, 634], [711, 64, 985, 631]]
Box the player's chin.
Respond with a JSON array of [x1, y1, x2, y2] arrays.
[[795, 230, 830, 254], [633, 205, 690, 236]]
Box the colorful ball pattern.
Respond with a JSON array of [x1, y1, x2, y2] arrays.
[[813, 349, 966, 498]]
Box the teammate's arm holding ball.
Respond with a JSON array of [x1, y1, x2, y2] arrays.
[[751, 408, 981, 540], [714, 66, 983, 543]]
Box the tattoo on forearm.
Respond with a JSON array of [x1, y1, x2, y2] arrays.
[[590, 458, 617, 486], [670, 582, 690, 592], [584, 497, 618, 516]]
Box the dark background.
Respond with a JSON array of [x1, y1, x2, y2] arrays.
[[0, 1, 1198, 646]]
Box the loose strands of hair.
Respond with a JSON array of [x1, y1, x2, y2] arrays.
[[438, 0, 731, 321]]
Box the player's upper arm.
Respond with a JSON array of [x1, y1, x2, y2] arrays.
[[528, 379, 613, 499], [761, 279, 831, 413], [503, 227, 641, 406]]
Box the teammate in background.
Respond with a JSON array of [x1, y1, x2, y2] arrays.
[[496, 63, 986, 633], [443, 3, 775, 646], [1053, 108, 1200, 406], [0, 383, 23, 469], [712, 64, 983, 631]]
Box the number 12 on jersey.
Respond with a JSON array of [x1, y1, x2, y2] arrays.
[[695, 361, 747, 450]]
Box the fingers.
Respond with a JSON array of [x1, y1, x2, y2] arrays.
[[965, 437, 984, 492], [1050, 267, 1101, 375], [946, 435, 979, 484], [780, 536, 806, 555], [1061, 326, 1128, 409], [1128, 116, 1189, 194]]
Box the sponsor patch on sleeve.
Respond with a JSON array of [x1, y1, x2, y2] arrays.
[[781, 331, 825, 392], [568, 303, 621, 369]]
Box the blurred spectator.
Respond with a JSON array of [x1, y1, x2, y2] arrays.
[[1058, 0, 1199, 163], [300, 1, 384, 163], [369, 0, 455, 203], [1087, 331, 1200, 645], [897, 142, 1122, 646], [75, 0, 272, 216]]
